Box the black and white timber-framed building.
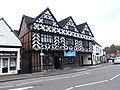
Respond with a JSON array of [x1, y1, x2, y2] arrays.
[[18, 8, 94, 73]]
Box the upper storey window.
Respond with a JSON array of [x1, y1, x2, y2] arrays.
[[41, 34, 53, 43], [66, 38, 74, 46], [68, 25, 74, 31], [85, 31, 89, 35], [43, 19, 53, 25], [83, 41, 89, 48]]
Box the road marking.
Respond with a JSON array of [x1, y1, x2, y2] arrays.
[[75, 80, 108, 88], [71, 72, 89, 78], [9, 86, 33, 90], [65, 87, 74, 90], [109, 74, 120, 81], [65, 73, 120, 90], [46, 76, 70, 81], [0, 85, 14, 88], [65, 80, 108, 90]]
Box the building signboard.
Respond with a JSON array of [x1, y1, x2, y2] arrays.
[[64, 51, 76, 57]]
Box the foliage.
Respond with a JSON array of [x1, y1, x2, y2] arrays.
[[104, 44, 120, 51], [110, 44, 116, 49]]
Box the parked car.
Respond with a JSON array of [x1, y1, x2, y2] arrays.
[[114, 57, 120, 64], [107, 57, 114, 63]]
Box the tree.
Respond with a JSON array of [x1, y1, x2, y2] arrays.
[[104, 44, 120, 51], [110, 44, 116, 49], [104, 46, 109, 50]]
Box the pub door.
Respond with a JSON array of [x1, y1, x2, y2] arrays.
[[54, 57, 60, 69]]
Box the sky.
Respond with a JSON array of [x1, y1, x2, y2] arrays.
[[0, 0, 120, 48]]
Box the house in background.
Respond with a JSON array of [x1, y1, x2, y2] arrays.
[[105, 48, 120, 57], [92, 40, 103, 64], [18, 8, 94, 73], [0, 18, 21, 75]]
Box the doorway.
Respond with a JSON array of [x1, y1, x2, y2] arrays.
[[81, 56, 84, 66], [54, 57, 60, 69]]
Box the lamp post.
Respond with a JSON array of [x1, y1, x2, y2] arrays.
[[40, 47, 43, 75]]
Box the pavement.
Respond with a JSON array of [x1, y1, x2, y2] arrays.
[[0, 63, 111, 83]]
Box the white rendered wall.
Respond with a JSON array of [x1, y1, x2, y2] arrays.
[[0, 20, 21, 46], [82, 54, 92, 65]]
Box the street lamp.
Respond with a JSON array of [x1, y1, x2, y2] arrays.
[[40, 47, 44, 75]]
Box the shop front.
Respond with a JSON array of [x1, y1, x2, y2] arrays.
[[54, 51, 81, 69], [0, 49, 21, 75], [30, 50, 81, 72], [0, 52, 17, 73]]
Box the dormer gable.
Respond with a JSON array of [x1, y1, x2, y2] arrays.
[[77, 22, 94, 37], [33, 8, 59, 30], [59, 16, 79, 32]]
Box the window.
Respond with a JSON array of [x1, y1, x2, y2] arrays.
[[41, 34, 53, 43], [43, 19, 53, 25], [10, 58, 16, 70], [41, 34, 44, 42], [68, 25, 74, 31], [83, 41, 89, 48], [66, 38, 74, 45], [85, 31, 89, 35], [43, 54, 53, 65], [2, 58, 8, 73]]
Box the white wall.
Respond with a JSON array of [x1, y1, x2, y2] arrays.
[[0, 20, 21, 46], [82, 54, 92, 65], [92, 43, 103, 64]]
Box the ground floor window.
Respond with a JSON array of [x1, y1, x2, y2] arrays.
[[43, 54, 53, 65], [10, 58, 16, 70], [62, 57, 80, 68], [1, 57, 17, 73], [2, 58, 8, 73], [43, 54, 54, 70]]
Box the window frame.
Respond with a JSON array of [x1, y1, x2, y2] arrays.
[[41, 34, 53, 43], [83, 41, 89, 48], [66, 38, 74, 46], [85, 31, 89, 35], [43, 18, 53, 26]]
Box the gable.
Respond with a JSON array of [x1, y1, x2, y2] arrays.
[[78, 23, 94, 37], [19, 16, 31, 38], [82, 24, 94, 37], [0, 18, 21, 46], [64, 19, 79, 32], [33, 8, 59, 30], [59, 17, 79, 32]]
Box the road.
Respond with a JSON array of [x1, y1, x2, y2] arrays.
[[0, 63, 120, 90]]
